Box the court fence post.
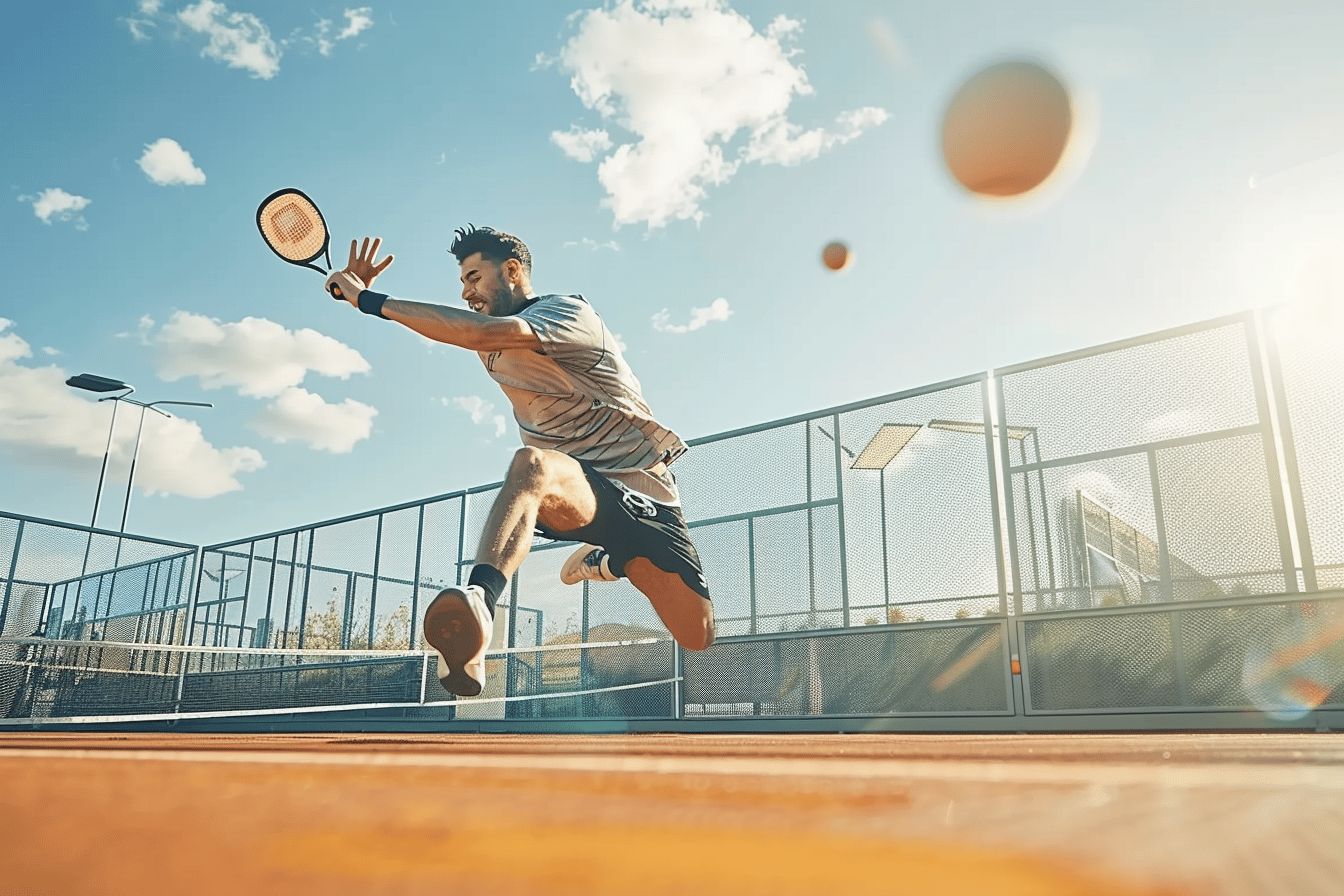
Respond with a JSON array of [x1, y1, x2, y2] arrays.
[[832, 413, 850, 627], [673, 643, 683, 721], [1246, 312, 1308, 595], [173, 545, 206, 713], [409, 504, 425, 649], [1258, 310, 1317, 593], [985, 373, 1027, 718], [367, 514, 384, 650], [0, 519, 23, 635]]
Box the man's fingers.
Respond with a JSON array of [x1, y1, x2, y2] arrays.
[[374, 254, 394, 275], [370, 237, 382, 261], [347, 239, 357, 267], [359, 236, 371, 262]]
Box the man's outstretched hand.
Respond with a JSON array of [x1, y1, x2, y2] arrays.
[[346, 237, 394, 287]]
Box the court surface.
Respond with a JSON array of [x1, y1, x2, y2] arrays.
[[3, 731, 1340, 895]]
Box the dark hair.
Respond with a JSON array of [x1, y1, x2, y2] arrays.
[[449, 224, 532, 276]]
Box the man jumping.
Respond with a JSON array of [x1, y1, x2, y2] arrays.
[[324, 226, 714, 696]]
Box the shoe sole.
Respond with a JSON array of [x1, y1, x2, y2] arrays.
[[560, 547, 616, 586], [423, 590, 488, 697]]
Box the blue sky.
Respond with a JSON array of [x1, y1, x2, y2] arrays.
[[2, 0, 1342, 547]]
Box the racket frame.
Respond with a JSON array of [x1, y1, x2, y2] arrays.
[[255, 187, 335, 276]]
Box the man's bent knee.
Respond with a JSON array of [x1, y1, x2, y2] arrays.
[[675, 610, 715, 652], [506, 446, 551, 490]]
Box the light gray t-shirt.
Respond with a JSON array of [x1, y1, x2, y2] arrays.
[[479, 294, 687, 504]]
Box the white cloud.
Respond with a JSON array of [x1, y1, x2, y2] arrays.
[[23, 188, 91, 229], [551, 0, 887, 228], [41, 347, 60, 357], [612, 332, 628, 353], [133, 415, 265, 498], [122, 1, 164, 40], [316, 6, 375, 56], [563, 237, 621, 251], [338, 7, 374, 39], [446, 395, 507, 438], [151, 311, 370, 398], [251, 386, 376, 453], [137, 137, 207, 186], [743, 105, 888, 166], [652, 297, 732, 333], [178, 0, 282, 79], [0, 319, 263, 499], [0, 319, 27, 364], [551, 127, 613, 163], [125, 17, 156, 40]]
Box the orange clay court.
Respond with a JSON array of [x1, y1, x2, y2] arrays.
[[3, 731, 1341, 895]]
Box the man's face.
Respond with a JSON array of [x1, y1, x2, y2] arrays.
[[459, 252, 515, 316]]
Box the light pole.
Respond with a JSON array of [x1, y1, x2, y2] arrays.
[[850, 424, 923, 622], [65, 373, 134, 634], [816, 422, 923, 622], [65, 373, 134, 528], [66, 375, 213, 632]]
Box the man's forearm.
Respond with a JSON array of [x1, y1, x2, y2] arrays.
[[382, 298, 484, 348], [375, 296, 540, 352]]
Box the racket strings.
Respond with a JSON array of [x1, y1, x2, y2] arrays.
[[258, 193, 329, 263]]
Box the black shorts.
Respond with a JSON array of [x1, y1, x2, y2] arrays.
[[534, 461, 711, 601]]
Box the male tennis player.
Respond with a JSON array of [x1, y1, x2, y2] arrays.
[[324, 227, 714, 696]]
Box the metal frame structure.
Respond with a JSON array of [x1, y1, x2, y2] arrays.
[[3, 303, 1341, 732]]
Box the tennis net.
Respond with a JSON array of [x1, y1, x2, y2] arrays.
[[0, 635, 678, 726]]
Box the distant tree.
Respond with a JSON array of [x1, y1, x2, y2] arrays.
[[301, 597, 344, 649]]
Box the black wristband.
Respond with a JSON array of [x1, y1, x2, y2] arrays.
[[357, 290, 389, 318]]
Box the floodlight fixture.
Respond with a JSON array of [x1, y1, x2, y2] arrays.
[[851, 424, 923, 470], [65, 373, 132, 394], [926, 419, 1036, 442]]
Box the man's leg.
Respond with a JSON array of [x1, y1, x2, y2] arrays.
[[623, 558, 716, 651], [425, 447, 601, 696], [475, 447, 599, 577]]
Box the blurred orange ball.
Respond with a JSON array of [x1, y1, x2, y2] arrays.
[[821, 241, 852, 271], [941, 60, 1073, 198]]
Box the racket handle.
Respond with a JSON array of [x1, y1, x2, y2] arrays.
[[328, 284, 345, 300]]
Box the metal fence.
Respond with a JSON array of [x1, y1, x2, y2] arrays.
[[0, 514, 197, 645], [3, 302, 1341, 729]]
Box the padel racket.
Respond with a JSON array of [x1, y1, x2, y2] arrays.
[[256, 188, 347, 300]]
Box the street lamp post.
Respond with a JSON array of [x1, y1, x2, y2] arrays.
[[65, 374, 133, 634], [65, 373, 134, 528], [65, 374, 213, 632], [849, 424, 923, 622], [817, 422, 922, 622]]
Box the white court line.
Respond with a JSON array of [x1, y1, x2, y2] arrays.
[[1, 745, 1342, 791]]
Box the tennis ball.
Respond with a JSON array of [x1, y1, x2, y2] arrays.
[[941, 60, 1073, 198], [821, 241, 852, 271]]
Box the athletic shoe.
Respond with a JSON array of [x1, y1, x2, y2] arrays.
[[560, 544, 619, 585], [423, 585, 492, 697]]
